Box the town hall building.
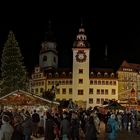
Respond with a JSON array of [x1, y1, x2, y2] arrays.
[[30, 22, 139, 108]]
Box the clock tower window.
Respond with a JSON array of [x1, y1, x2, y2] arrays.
[[53, 57, 56, 63], [79, 79, 83, 84], [79, 69, 83, 74], [43, 56, 47, 61]]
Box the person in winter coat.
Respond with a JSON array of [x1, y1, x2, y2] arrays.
[[22, 113, 33, 140], [11, 115, 23, 140], [71, 112, 80, 140], [44, 112, 55, 140], [107, 114, 119, 140], [85, 116, 97, 140], [32, 110, 40, 137], [0, 115, 14, 140], [60, 113, 70, 140]]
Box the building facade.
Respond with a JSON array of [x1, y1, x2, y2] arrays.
[[30, 24, 119, 108], [117, 60, 140, 104]]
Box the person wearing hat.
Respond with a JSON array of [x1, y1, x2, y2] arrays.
[[0, 115, 14, 140]]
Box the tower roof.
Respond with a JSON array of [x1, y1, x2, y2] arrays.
[[73, 22, 90, 48], [44, 20, 56, 42]]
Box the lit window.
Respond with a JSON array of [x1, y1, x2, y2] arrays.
[[97, 72, 101, 77], [66, 80, 69, 84], [62, 81, 65, 85], [97, 89, 100, 94], [78, 90, 83, 95], [79, 79, 83, 84], [48, 73, 52, 78], [113, 81, 116, 85], [90, 72, 94, 77], [96, 98, 100, 104], [69, 88, 72, 94], [55, 72, 59, 78], [105, 89, 108, 95], [89, 98, 93, 104], [111, 73, 114, 77], [39, 82, 41, 86], [35, 67, 40, 73], [89, 88, 93, 94], [43, 56, 47, 61], [94, 80, 97, 85], [98, 80, 101, 85], [62, 72, 66, 77], [59, 81, 61, 85], [112, 89, 116, 95], [70, 80, 72, 84], [79, 69, 83, 74], [101, 98, 104, 104], [101, 89, 104, 94], [104, 72, 108, 77], [69, 72, 72, 77], [90, 80, 93, 84], [102, 81, 105, 85], [106, 81, 109, 85], [62, 88, 66, 94], [52, 81, 54, 85]]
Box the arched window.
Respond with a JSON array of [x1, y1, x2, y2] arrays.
[[62, 72, 66, 77], [90, 72, 94, 77], [43, 56, 47, 61], [104, 72, 108, 77], [48, 73, 52, 78], [111, 73, 114, 77], [97, 72, 101, 77], [54, 57, 56, 63], [69, 72, 72, 77], [55, 72, 59, 78]]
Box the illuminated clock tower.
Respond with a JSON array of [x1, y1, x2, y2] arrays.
[[72, 23, 90, 108]]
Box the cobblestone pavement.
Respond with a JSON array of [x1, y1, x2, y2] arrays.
[[31, 136, 44, 140], [98, 121, 140, 140], [33, 121, 140, 140]]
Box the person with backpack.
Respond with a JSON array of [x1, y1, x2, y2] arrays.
[[106, 114, 119, 140]]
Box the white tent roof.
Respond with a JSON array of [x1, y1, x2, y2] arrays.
[[0, 89, 60, 105]]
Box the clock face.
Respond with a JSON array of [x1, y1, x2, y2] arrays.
[[75, 50, 87, 62]]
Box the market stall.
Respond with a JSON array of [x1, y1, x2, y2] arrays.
[[0, 90, 59, 111]]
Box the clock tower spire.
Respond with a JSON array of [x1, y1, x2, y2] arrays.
[[72, 22, 90, 108]]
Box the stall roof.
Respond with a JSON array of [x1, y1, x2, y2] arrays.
[[0, 90, 59, 106]]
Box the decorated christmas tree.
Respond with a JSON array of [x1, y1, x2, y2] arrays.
[[0, 31, 27, 97]]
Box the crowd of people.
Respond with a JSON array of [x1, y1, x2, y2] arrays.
[[0, 106, 140, 140]]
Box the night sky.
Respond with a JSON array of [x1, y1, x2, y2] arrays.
[[0, 4, 140, 74]]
